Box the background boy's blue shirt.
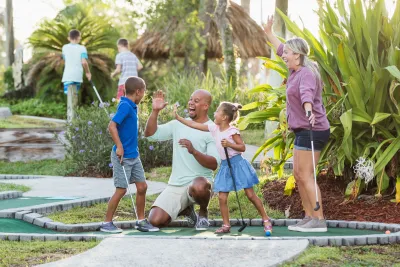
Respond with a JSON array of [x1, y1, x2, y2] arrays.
[[112, 97, 139, 159]]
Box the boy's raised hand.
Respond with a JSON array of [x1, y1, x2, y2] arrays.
[[173, 104, 179, 119], [152, 90, 168, 111]]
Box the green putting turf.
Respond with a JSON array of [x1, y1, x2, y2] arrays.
[[124, 226, 384, 237], [0, 219, 57, 234], [0, 219, 386, 237], [0, 197, 79, 210]]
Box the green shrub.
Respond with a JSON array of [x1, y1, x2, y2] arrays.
[[9, 98, 66, 119], [3, 67, 14, 91], [60, 100, 173, 176]]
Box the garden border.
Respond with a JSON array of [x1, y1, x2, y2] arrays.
[[1, 196, 399, 246], [0, 174, 43, 180], [0, 191, 23, 200]]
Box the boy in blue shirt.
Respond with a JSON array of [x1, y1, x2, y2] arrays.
[[100, 76, 159, 233], [62, 29, 91, 122]]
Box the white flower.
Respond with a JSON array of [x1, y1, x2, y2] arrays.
[[112, 98, 116, 102], [353, 157, 375, 184]]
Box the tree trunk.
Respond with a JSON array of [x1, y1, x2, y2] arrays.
[[274, 0, 288, 38], [239, 0, 252, 89], [4, 0, 15, 67], [215, 0, 237, 90], [197, 0, 215, 75], [265, 0, 288, 139]]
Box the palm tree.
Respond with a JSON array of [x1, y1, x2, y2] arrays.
[[27, 4, 119, 104]]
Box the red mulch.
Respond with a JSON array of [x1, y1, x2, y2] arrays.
[[262, 174, 400, 224]]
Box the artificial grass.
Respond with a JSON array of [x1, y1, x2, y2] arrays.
[[0, 160, 71, 176]]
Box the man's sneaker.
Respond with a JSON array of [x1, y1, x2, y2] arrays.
[[184, 205, 197, 228], [100, 222, 123, 233], [195, 216, 210, 230], [288, 216, 312, 231], [135, 219, 160, 232], [296, 218, 327, 233]]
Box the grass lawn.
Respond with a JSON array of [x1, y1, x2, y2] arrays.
[[0, 116, 63, 128], [286, 245, 400, 267], [146, 166, 171, 184], [0, 240, 99, 267], [241, 129, 265, 147], [0, 183, 30, 192], [47, 182, 285, 224], [0, 160, 71, 176]]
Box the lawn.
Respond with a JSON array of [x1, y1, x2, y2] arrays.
[[0, 240, 99, 267], [286, 245, 400, 267], [0, 160, 71, 176], [241, 129, 265, 147], [47, 183, 285, 224], [0, 183, 30, 192], [146, 166, 171, 184], [0, 116, 64, 128]]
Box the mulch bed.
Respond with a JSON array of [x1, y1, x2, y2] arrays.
[[262, 174, 400, 224]]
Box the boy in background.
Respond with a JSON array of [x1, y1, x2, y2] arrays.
[[111, 38, 143, 100], [62, 29, 91, 121], [100, 76, 159, 233]]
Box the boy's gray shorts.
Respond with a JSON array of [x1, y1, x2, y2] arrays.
[[111, 150, 146, 188]]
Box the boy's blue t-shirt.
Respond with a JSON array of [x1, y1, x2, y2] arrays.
[[112, 97, 139, 159], [62, 43, 88, 83]]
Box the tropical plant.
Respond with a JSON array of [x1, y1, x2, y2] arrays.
[[242, 0, 400, 199], [27, 3, 119, 103]]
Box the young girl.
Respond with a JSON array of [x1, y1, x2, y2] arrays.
[[174, 102, 272, 235]]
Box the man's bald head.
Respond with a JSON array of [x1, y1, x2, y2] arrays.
[[193, 89, 212, 105], [187, 89, 212, 122]]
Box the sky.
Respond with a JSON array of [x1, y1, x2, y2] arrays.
[[0, 0, 397, 61]]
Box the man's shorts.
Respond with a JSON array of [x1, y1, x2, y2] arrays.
[[152, 183, 196, 221], [111, 150, 146, 188], [117, 84, 125, 100]]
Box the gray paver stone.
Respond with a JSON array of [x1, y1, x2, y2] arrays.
[[15, 211, 32, 220], [342, 237, 355, 246], [328, 238, 342, 246], [70, 235, 83, 241], [313, 238, 329, 246], [33, 217, 53, 227], [273, 219, 285, 226], [31, 234, 45, 241], [7, 234, 19, 241], [388, 236, 397, 244], [45, 235, 58, 241], [57, 235, 71, 241], [355, 237, 367, 246], [378, 236, 389, 245], [45, 222, 65, 230], [338, 221, 348, 228], [82, 223, 101, 232], [0, 211, 15, 218], [367, 236, 378, 245], [19, 235, 32, 241], [348, 222, 357, 229], [23, 213, 43, 224], [285, 220, 298, 226], [250, 219, 262, 226]]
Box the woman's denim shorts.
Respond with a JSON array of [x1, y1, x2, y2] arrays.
[[293, 129, 330, 151]]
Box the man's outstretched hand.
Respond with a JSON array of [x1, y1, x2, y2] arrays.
[[152, 90, 168, 111]]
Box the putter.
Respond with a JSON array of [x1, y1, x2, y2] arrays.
[[121, 159, 138, 219], [224, 147, 247, 232], [307, 111, 320, 211], [90, 80, 109, 116]]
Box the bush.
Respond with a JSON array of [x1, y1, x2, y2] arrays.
[[60, 100, 173, 176], [7, 98, 66, 119], [3, 67, 14, 91]]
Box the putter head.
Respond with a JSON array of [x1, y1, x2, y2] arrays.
[[314, 201, 320, 211], [238, 223, 247, 232]]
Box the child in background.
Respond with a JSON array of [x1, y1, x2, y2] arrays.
[[100, 76, 159, 233], [174, 102, 273, 235], [62, 29, 91, 122], [111, 38, 143, 100]]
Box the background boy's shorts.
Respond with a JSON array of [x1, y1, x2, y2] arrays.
[[152, 183, 196, 221], [111, 150, 146, 188], [117, 84, 125, 100]]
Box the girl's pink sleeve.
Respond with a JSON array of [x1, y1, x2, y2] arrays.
[[228, 127, 240, 137]]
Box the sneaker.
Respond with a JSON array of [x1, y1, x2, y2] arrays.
[[288, 216, 312, 231], [296, 218, 327, 233], [135, 219, 160, 232], [100, 222, 123, 233], [184, 205, 198, 228], [195, 216, 210, 231]]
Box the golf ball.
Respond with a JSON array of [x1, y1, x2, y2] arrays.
[[385, 230, 391, 234], [265, 230, 272, 236]]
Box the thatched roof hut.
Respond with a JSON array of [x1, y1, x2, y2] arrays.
[[131, 1, 270, 60]]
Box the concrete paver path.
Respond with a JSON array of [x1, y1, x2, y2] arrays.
[[0, 176, 166, 198], [39, 237, 309, 267]]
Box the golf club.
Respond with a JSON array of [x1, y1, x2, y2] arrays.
[[121, 159, 138, 219], [89, 80, 109, 116], [307, 111, 320, 211], [224, 147, 247, 232]]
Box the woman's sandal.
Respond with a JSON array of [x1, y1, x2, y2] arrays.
[[264, 219, 273, 236], [215, 224, 231, 234]]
